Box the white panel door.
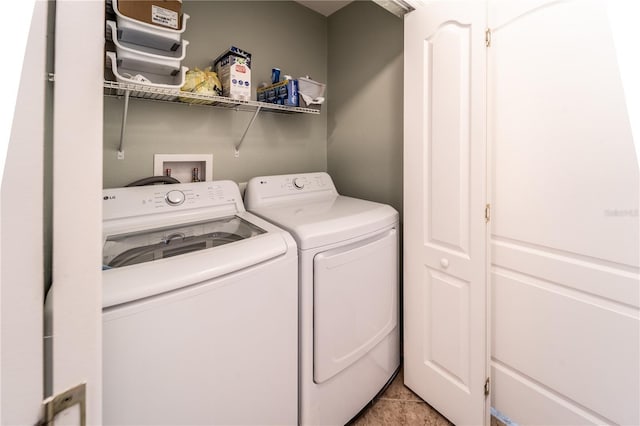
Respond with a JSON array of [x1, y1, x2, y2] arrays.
[[1, 2, 46, 424], [404, 2, 488, 425], [2, 1, 103, 424], [488, 1, 640, 424]]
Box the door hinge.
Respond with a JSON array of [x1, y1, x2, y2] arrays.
[[485, 203, 491, 223], [484, 377, 490, 396], [47, 72, 55, 82], [485, 28, 492, 47], [39, 383, 86, 426]]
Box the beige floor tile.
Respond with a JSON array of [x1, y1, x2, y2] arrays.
[[349, 368, 452, 425], [351, 399, 406, 425], [352, 399, 453, 426], [351, 368, 511, 425], [380, 369, 423, 402], [402, 400, 453, 425]]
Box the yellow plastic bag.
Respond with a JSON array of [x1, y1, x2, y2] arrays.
[[179, 67, 222, 104]]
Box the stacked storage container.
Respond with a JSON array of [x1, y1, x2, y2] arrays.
[[105, 0, 190, 89]]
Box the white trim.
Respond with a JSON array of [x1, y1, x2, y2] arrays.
[[49, 1, 103, 423]]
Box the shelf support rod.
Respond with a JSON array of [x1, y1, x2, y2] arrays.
[[117, 90, 130, 160], [234, 106, 261, 158]]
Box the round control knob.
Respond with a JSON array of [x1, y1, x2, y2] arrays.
[[293, 178, 305, 189], [440, 258, 449, 269], [165, 190, 185, 206]]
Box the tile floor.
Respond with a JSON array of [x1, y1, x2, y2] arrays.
[[348, 369, 452, 425], [349, 368, 505, 426]]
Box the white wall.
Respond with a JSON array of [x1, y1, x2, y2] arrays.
[[489, 1, 639, 424], [0, 2, 47, 424], [103, 1, 328, 188]]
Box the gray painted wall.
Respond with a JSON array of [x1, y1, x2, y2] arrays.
[[103, 1, 328, 188], [327, 1, 403, 216]]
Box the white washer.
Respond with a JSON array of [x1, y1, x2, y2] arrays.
[[245, 172, 400, 426], [101, 181, 297, 425]]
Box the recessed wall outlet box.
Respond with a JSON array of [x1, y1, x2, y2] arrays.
[[154, 154, 213, 183]]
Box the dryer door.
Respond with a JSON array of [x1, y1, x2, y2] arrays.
[[313, 227, 398, 384]]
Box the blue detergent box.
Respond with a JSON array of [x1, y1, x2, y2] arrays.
[[257, 79, 298, 107]]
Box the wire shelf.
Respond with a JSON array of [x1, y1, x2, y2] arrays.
[[103, 80, 321, 115]]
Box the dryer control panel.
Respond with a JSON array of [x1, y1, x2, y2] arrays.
[[244, 172, 339, 208]]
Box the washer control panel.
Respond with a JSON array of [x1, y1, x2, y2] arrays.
[[165, 189, 186, 206], [103, 181, 243, 221], [293, 178, 305, 189]]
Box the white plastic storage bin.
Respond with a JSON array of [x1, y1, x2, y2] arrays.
[[298, 77, 326, 110], [111, 0, 190, 52], [106, 21, 188, 75], [106, 51, 187, 90]]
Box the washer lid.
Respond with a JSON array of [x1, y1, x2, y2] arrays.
[[249, 195, 398, 249], [102, 212, 293, 309], [103, 215, 266, 268]]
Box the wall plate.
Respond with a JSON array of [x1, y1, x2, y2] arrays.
[[153, 154, 213, 183]]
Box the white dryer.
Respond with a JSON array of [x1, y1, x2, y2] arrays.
[[245, 172, 400, 426], [101, 181, 297, 425]]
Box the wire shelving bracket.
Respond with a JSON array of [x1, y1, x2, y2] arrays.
[[104, 80, 319, 159]]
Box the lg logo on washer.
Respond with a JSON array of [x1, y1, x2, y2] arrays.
[[103, 195, 116, 200]]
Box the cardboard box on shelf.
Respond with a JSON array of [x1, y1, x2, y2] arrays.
[[214, 46, 252, 101], [116, 0, 183, 30], [257, 79, 299, 107]]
